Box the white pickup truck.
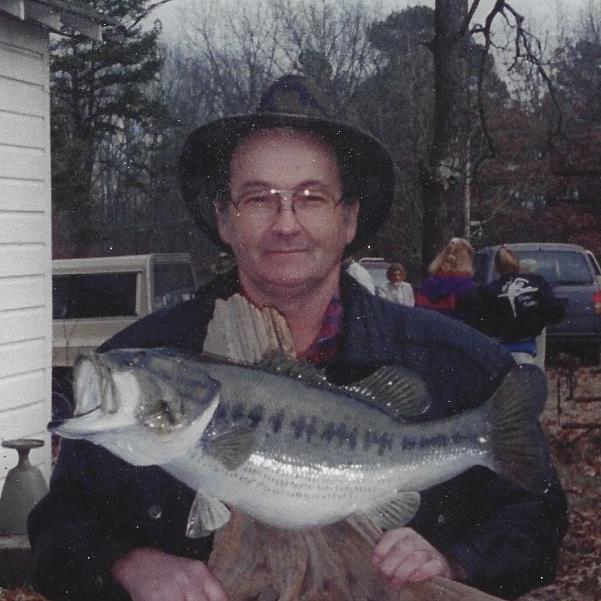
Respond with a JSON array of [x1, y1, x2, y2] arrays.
[[52, 253, 197, 409]]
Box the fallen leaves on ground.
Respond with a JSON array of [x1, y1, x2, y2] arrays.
[[519, 367, 601, 601]]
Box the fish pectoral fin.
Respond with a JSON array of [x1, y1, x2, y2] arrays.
[[364, 491, 421, 530], [351, 367, 431, 421], [186, 490, 231, 538], [207, 426, 256, 470]]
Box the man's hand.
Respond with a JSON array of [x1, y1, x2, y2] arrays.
[[111, 547, 228, 601], [372, 527, 465, 589]]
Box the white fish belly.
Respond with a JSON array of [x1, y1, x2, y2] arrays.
[[186, 452, 391, 528], [179, 444, 489, 529]]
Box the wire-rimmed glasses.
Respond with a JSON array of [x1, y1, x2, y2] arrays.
[[228, 187, 344, 222]]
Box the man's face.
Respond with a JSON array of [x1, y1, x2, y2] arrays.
[[216, 128, 359, 295]]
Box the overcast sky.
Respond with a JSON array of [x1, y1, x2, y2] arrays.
[[153, 0, 596, 41]]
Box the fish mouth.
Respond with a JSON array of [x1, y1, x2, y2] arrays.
[[73, 352, 117, 415], [48, 353, 122, 436], [48, 405, 101, 430]]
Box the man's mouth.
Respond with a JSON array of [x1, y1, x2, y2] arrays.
[[265, 248, 308, 254]]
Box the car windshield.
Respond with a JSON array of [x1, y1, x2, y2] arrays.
[[153, 262, 196, 309], [52, 272, 138, 319], [358, 260, 389, 290], [514, 250, 594, 285]]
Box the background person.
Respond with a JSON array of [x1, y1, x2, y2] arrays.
[[477, 246, 566, 366], [376, 262, 415, 306], [29, 75, 567, 601], [415, 238, 477, 322]]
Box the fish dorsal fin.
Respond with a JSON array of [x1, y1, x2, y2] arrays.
[[186, 489, 231, 538], [206, 425, 256, 470], [257, 352, 331, 387], [258, 354, 430, 420], [364, 491, 421, 530], [345, 366, 430, 421]]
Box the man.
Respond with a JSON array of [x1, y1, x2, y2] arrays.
[[29, 75, 567, 601]]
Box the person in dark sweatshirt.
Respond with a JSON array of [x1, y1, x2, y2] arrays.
[[478, 246, 566, 365]]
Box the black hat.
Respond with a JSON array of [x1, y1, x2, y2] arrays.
[[179, 75, 394, 255]]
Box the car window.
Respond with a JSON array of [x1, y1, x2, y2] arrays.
[[52, 272, 138, 319], [153, 262, 196, 309], [586, 251, 601, 276], [472, 253, 488, 284], [515, 251, 593, 285], [358, 260, 389, 290]]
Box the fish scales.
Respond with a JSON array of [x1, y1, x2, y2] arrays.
[[52, 348, 550, 533], [166, 361, 493, 527]]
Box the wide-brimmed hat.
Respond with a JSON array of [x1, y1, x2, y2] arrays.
[[179, 74, 395, 255]]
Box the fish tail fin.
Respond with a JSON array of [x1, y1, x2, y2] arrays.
[[487, 365, 550, 494]]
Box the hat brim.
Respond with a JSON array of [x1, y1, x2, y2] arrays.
[[179, 112, 394, 255]]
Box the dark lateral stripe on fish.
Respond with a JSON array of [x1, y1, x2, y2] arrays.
[[269, 410, 284, 434], [290, 415, 320, 442], [247, 405, 264, 426], [218, 399, 482, 458], [231, 402, 246, 422], [363, 429, 394, 455]]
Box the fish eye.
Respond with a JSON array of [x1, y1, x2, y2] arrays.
[[122, 351, 146, 368]]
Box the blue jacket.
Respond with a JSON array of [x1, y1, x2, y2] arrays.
[[28, 271, 568, 600]]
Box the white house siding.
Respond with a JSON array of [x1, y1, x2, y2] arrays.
[[0, 17, 52, 491]]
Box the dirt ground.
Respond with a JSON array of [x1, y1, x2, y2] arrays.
[[518, 367, 601, 601]]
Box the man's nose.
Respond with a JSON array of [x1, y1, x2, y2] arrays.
[[271, 198, 302, 234]]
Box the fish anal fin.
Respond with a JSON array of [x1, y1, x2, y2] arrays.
[[348, 367, 431, 421], [186, 490, 231, 538], [364, 491, 421, 530], [208, 426, 256, 470]]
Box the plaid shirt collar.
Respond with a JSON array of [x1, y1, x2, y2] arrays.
[[300, 295, 344, 367]]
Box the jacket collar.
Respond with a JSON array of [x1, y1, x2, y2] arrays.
[[202, 267, 399, 368], [336, 271, 399, 367]]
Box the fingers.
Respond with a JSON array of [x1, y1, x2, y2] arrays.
[[372, 527, 413, 564], [182, 562, 228, 601], [200, 573, 229, 601], [113, 547, 229, 601], [371, 527, 454, 589]]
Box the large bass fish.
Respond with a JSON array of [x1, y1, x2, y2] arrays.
[[51, 348, 549, 536]]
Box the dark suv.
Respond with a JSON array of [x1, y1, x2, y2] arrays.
[[473, 243, 601, 362]]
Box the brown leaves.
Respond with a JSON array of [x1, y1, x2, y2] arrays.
[[518, 367, 601, 601], [0, 587, 50, 601]]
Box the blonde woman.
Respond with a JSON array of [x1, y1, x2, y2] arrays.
[[415, 238, 476, 320]]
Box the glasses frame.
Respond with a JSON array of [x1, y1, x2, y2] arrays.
[[226, 186, 346, 221]]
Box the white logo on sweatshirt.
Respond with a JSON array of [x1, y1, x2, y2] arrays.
[[498, 277, 539, 317]]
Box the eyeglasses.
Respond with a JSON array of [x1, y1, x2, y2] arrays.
[[229, 187, 344, 221]]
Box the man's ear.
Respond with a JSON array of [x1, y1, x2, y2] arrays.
[[344, 199, 360, 245], [215, 203, 232, 246]]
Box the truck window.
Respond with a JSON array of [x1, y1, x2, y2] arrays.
[[153, 262, 196, 309], [52, 272, 138, 319], [517, 251, 593, 286]]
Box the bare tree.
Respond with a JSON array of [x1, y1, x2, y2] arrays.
[[420, 0, 560, 268]]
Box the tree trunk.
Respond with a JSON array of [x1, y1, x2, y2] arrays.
[[422, 0, 470, 271]]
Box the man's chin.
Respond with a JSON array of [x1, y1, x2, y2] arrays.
[[259, 266, 326, 292]]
